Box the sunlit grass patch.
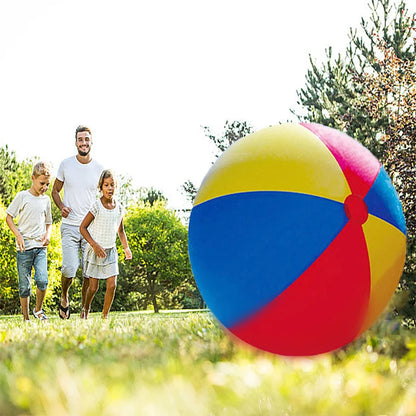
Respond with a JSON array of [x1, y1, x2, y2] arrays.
[[0, 311, 415, 415]]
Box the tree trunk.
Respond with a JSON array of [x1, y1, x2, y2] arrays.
[[151, 290, 159, 313], [148, 276, 159, 313]]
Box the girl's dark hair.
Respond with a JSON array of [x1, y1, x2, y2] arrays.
[[98, 169, 116, 190]]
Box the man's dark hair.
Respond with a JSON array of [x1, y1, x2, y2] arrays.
[[75, 125, 92, 139]]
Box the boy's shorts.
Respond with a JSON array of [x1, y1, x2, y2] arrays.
[[16, 247, 48, 298], [61, 223, 88, 278]]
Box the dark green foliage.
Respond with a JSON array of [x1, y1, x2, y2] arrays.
[[0, 203, 20, 314], [295, 0, 415, 158], [0, 145, 61, 222], [0, 146, 32, 206], [115, 202, 199, 313], [181, 180, 198, 203]]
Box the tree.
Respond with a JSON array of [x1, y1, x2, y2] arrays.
[[295, 0, 415, 158], [0, 146, 32, 206], [182, 120, 253, 203], [202, 120, 254, 159], [0, 202, 20, 314], [119, 201, 195, 313], [295, 0, 416, 324], [346, 38, 416, 325], [117, 176, 166, 208], [138, 187, 167, 206], [0, 146, 62, 222], [181, 180, 198, 204], [117, 174, 140, 208]]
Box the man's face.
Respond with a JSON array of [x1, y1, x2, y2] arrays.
[[76, 131, 92, 156], [32, 174, 50, 196]]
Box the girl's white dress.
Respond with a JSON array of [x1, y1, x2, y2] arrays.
[[83, 199, 124, 279]]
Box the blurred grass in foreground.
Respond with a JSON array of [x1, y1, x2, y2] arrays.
[[0, 311, 415, 416]]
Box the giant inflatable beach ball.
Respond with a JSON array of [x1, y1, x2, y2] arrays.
[[188, 123, 406, 356]]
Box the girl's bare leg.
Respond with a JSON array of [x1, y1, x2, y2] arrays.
[[82, 277, 99, 319], [102, 276, 117, 319], [80, 277, 90, 317]]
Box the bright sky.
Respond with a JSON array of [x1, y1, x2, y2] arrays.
[[0, 0, 373, 210]]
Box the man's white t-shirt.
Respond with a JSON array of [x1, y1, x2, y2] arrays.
[[6, 190, 52, 251], [56, 156, 104, 226]]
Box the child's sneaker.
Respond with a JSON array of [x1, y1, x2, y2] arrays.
[[33, 309, 48, 321]]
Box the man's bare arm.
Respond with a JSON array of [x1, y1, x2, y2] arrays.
[[52, 178, 72, 218]]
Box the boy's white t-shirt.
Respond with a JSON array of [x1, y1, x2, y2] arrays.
[[6, 190, 52, 251], [56, 156, 104, 226]]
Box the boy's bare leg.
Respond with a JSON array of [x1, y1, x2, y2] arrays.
[[102, 276, 117, 319], [20, 297, 30, 321], [80, 277, 90, 318], [60, 275, 73, 318], [35, 288, 47, 313], [83, 278, 99, 319]]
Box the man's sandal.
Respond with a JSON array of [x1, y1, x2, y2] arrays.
[[33, 309, 49, 321], [59, 304, 70, 319]]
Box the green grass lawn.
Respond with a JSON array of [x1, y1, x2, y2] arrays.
[[0, 310, 415, 416]]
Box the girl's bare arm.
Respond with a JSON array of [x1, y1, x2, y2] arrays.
[[118, 218, 132, 259], [80, 212, 106, 258]]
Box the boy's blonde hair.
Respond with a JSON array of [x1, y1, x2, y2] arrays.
[[98, 169, 116, 190], [32, 162, 51, 178]]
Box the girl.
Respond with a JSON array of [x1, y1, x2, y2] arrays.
[[79, 169, 132, 319]]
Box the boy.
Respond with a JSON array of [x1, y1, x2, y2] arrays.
[[6, 162, 53, 321]]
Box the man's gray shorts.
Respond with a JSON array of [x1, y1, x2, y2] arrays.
[[61, 223, 88, 278]]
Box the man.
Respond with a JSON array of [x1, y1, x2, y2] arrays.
[[52, 125, 104, 319]]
